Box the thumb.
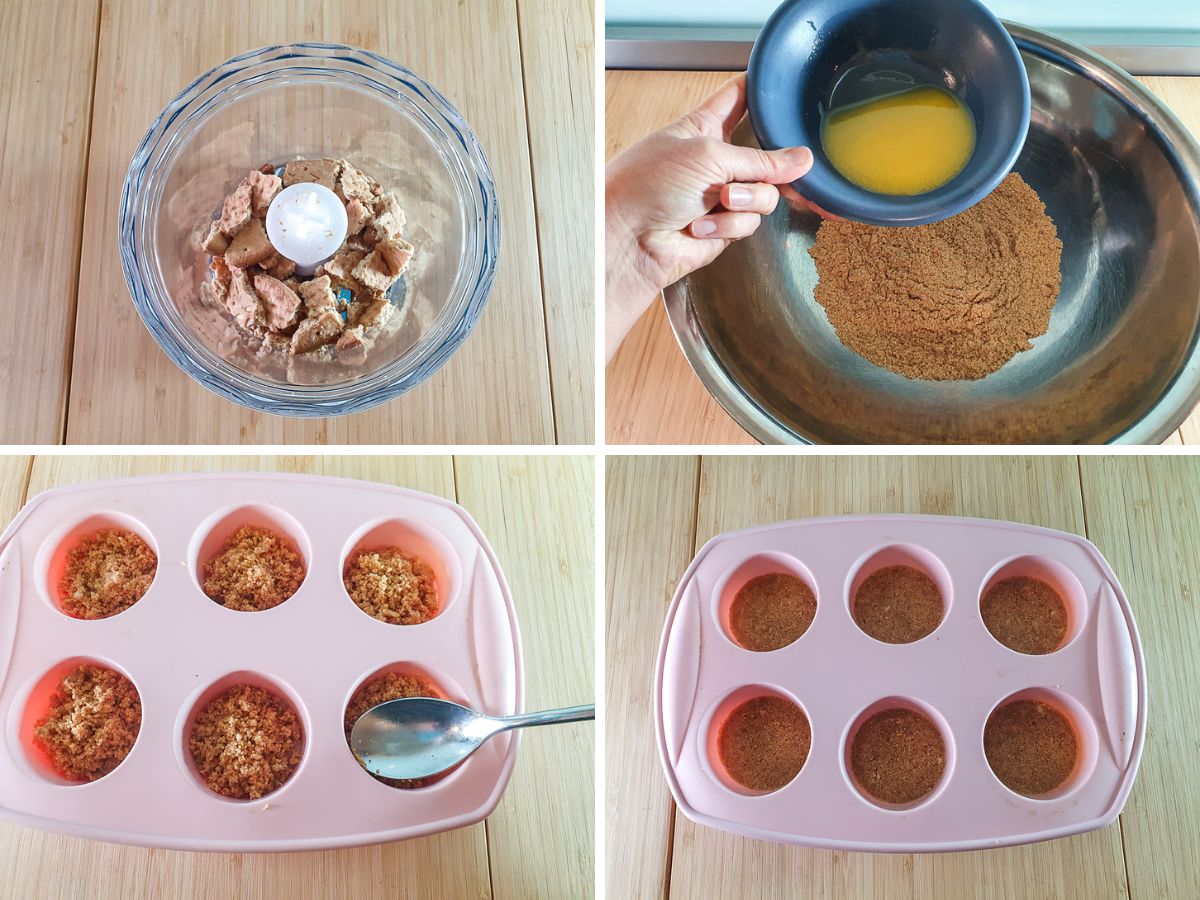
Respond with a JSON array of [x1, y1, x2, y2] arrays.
[[714, 144, 814, 185]]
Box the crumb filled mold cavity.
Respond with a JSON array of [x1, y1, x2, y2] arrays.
[[42, 514, 158, 620], [983, 688, 1097, 800], [979, 556, 1085, 654], [18, 658, 142, 786], [705, 685, 811, 796], [848, 545, 952, 645], [341, 519, 460, 625], [845, 698, 954, 810], [716, 553, 818, 652], [193, 505, 309, 612], [343, 663, 461, 789], [181, 672, 307, 802]]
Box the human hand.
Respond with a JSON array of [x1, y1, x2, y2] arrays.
[[605, 73, 814, 361]]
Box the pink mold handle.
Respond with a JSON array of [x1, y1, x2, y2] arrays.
[[0, 473, 522, 852], [655, 515, 1146, 853]]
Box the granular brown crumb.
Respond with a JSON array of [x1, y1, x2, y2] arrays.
[[809, 172, 1062, 380], [58, 529, 156, 619], [850, 707, 945, 805], [344, 548, 438, 625], [729, 573, 817, 651], [984, 700, 1077, 796], [718, 696, 810, 793], [33, 665, 141, 782], [981, 576, 1068, 654], [853, 565, 943, 644], [188, 685, 303, 800], [344, 672, 450, 789], [202, 525, 305, 612]]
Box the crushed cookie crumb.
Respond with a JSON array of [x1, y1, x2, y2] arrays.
[[850, 707, 945, 805], [343, 548, 438, 625], [201, 525, 305, 612], [58, 528, 157, 619], [188, 685, 303, 800], [718, 696, 810, 793], [33, 665, 141, 782], [985, 699, 1078, 796], [343, 672, 451, 788]]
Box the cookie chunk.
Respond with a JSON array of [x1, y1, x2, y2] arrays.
[[282, 157, 340, 190], [202, 220, 229, 254], [338, 162, 375, 205], [323, 248, 366, 282], [298, 274, 337, 313], [252, 274, 302, 331], [291, 308, 343, 354], [244, 169, 282, 216], [226, 268, 266, 333], [224, 218, 274, 268], [217, 182, 254, 237], [345, 198, 370, 236], [372, 192, 406, 241]]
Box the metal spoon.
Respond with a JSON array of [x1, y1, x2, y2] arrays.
[[350, 697, 595, 780]]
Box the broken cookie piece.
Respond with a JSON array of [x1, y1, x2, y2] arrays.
[[345, 198, 370, 236], [337, 162, 375, 206], [226, 269, 267, 334], [225, 218, 274, 268], [202, 220, 229, 254], [218, 182, 254, 237], [336, 325, 367, 363], [298, 275, 338, 313], [372, 192, 407, 241], [354, 297, 393, 330], [245, 169, 282, 217], [282, 158, 340, 190], [291, 309, 343, 355], [378, 238, 415, 278], [252, 274, 303, 331], [351, 243, 411, 294], [323, 248, 366, 282]]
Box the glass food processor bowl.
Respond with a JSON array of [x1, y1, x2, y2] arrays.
[[120, 43, 500, 417]]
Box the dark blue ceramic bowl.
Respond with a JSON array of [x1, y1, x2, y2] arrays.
[[747, 0, 1030, 225]]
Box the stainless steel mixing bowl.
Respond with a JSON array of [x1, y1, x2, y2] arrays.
[[664, 24, 1200, 444]]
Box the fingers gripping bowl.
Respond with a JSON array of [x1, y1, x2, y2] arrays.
[[120, 44, 500, 417]]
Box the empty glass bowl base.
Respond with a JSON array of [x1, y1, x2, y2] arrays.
[[120, 43, 500, 417]]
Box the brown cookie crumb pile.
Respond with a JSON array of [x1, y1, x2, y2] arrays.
[[201, 525, 305, 612], [344, 672, 450, 789], [853, 565, 943, 644], [343, 548, 438, 625], [198, 157, 416, 367], [188, 685, 304, 800], [718, 696, 811, 793], [984, 700, 1078, 796], [981, 576, 1068, 654], [850, 707, 945, 805], [58, 528, 157, 619], [809, 173, 1062, 380], [33, 665, 141, 782], [729, 573, 817, 651]]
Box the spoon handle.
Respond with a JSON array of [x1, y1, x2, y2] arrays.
[[500, 704, 595, 731]]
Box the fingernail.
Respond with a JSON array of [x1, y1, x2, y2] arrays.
[[692, 218, 717, 237], [728, 186, 752, 208], [786, 146, 814, 167]]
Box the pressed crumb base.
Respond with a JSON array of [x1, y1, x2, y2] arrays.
[[850, 708, 945, 805], [344, 672, 450, 789], [343, 548, 438, 625], [729, 573, 817, 651], [202, 525, 305, 612], [188, 685, 304, 800], [33, 665, 141, 782], [853, 565, 944, 644], [984, 700, 1078, 796], [718, 696, 811, 793], [58, 529, 157, 619], [981, 576, 1068, 654]]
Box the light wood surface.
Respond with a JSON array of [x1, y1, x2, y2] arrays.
[[606, 455, 1197, 898], [605, 69, 1200, 445], [0, 0, 593, 445], [0, 455, 594, 899]]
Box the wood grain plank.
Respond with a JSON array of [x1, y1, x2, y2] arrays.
[[455, 456, 595, 899], [605, 455, 701, 900], [0, 458, 34, 523], [1079, 455, 1200, 899], [67, 0, 556, 444], [604, 71, 754, 446], [658, 456, 1128, 899], [1, 454, 497, 900], [0, 0, 100, 443], [516, 0, 597, 444]]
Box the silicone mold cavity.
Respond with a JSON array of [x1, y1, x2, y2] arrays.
[[38, 513, 158, 618], [176, 670, 309, 804], [847, 543, 952, 643], [842, 696, 955, 812], [713, 552, 818, 650], [341, 518, 462, 623], [701, 684, 809, 797], [191, 504, 311, 607], [979, 555, 1087, 653], [12, 656, 142, 787]]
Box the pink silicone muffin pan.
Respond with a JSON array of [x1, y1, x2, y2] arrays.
[[0, 473, 522, 851], [655, 515, 1146, 852]]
